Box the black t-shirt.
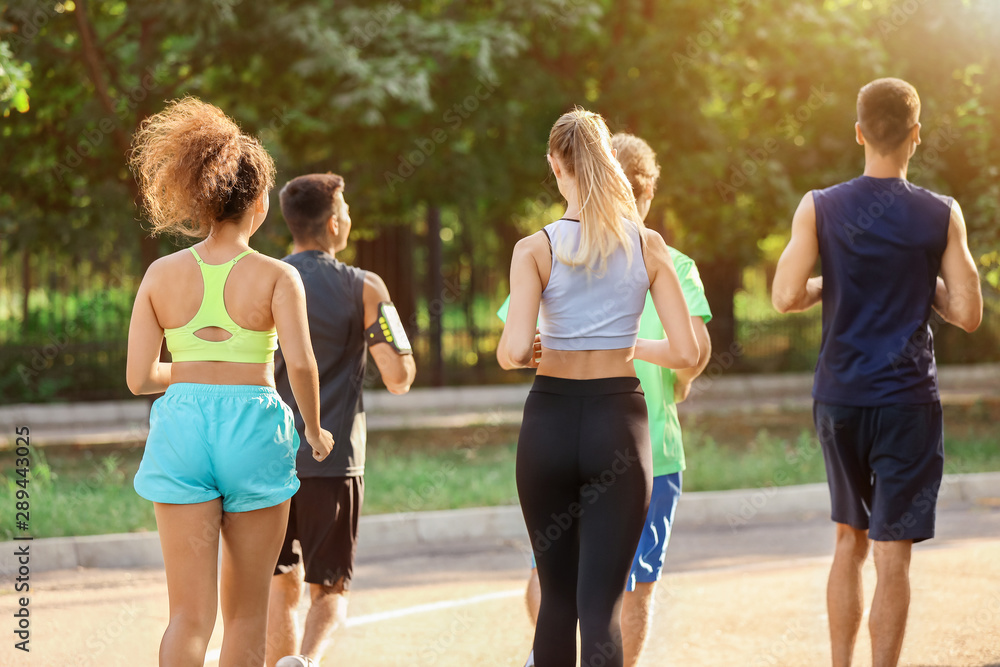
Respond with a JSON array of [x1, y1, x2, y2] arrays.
[[274, 250, 367, 478]]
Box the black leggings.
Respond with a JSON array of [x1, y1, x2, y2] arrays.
[[516, 376, 652, 667]]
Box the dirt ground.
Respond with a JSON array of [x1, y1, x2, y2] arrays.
[[2, 503, 998, 666]]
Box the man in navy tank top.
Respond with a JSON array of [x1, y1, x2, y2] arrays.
[[772, 78, 982, 667]]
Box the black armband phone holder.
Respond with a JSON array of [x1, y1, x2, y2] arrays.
[[365, 301, 412, 355]]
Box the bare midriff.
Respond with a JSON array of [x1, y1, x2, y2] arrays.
[[170, 361, 275, 387], [536, 346, 636, 380]]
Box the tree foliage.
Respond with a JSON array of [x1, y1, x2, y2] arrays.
[[1, 0, 998, 381]]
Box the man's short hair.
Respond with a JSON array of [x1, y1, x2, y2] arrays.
[[611, 133, 660, 200], [279, 173, 345, 242], [857, 78, 921, 154]]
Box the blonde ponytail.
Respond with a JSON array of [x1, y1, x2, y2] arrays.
[[548, 107, 642, 274]]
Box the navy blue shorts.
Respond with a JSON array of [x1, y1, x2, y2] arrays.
[[814, 401, 944, 542]]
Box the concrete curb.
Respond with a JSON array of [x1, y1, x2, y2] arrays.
[[4, 471, 998, 577], [3, 363, 996, 441]]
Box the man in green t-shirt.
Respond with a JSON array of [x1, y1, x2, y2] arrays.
[[500, 133, 713, 667]]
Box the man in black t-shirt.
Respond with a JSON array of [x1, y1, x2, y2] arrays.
[[267, 173, 417, 667]]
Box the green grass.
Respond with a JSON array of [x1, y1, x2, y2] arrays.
[[2, 404, 998, 540], [364, 440, 518, 515]]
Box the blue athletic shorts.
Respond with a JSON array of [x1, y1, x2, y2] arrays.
[[134, 383, 300, 513], [626, 471, 682, 591]]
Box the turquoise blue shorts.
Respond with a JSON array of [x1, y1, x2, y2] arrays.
[[134, 383, 300, 513]]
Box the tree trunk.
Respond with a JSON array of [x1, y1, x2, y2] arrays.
[[21, 247, 31, 332], [700, 258, 742, 369], [426, 206, 445, 387]]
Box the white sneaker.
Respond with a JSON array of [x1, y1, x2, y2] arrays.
[[276, 657, 316, 667]]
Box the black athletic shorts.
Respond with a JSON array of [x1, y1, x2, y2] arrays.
[[274, 476, 364, 588], [814, 401, 944, 543]]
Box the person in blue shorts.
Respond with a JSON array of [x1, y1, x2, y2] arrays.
[[772, 78, 982, 667], [499, 133, 713, 667], [127, 97, 334, 667]]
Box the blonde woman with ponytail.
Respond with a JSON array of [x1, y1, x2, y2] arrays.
[[498, 108, 699, 667]]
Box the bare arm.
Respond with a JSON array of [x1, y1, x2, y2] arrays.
[[934, 201, 983, 332], [634, 231, 699, 369], [772, 193, 823, 313], [497, 234, 546, 370], [363, 271, 417, 394], [272, 266, 333, 461], [673, 316, 712, 403], [126, 270, 171, 395]]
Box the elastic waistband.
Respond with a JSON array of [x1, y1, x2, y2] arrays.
[[164, 382, 281, 398], [539, 334, 639, 351], [530, 375, 642, 397]]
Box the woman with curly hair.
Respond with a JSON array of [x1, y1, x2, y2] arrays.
[[126, 97, 334, 667]]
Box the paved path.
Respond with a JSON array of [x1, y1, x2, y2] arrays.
[[3, 504, 999, 666]]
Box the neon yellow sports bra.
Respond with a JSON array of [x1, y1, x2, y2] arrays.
[[163, 248, 278, 363]]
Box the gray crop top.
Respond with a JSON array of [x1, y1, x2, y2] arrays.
[[539, 218, 650, 351]]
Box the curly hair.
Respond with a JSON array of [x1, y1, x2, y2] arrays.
[[129, 97, 276, 238], [611, 133, 660, 201]]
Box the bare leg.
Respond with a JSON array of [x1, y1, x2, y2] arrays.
[[218, 501, 291, 667], [525, 568, 541, 624], [154, 500, 222, 667], [266, 566, 304, 667], [622, 582, 655, 667], [300, 579, 350, 662], [828, 523, 870, 667], [870, 540, 912, 667]]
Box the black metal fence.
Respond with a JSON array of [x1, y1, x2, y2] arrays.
[[2, 242, 998, 403]]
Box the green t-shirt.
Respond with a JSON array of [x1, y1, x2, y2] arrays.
[[636, 248, 712, 475], [496, 246, 712, 477]]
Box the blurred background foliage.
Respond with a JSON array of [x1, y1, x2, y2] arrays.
[[1, 0, 998, 401]]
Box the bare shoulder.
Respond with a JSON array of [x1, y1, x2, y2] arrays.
[[641, 227, 671, 267], [949, 199, 965, 225], [513, 231, 549, 263], [258, 257, 303, 294], [794, 191, 817, 222], [363, 270, 391, 302], [139, 249, 194, 287]]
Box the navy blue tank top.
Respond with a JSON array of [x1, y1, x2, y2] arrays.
[[812, 176, 951, 406]]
